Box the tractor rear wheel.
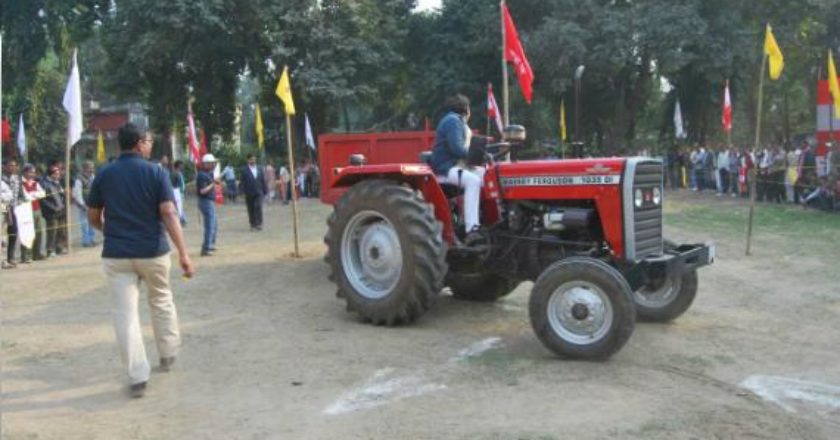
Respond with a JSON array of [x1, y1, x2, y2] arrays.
[[324, 180, 447, 325], [446, 271, 520, 302], [632, 239, 698, 322], [529, 257, 636, 360]]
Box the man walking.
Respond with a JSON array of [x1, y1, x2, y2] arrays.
[[196, 154, 220, 256], [86, 123, 194, 398], [72, 161, 97, 247], [240, 154, 267, 231]]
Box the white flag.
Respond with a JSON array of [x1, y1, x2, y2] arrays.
[[14, 202, 35, 249], [305, 113, 316, 150], [17, 114, 26, 157], [62, 49, 84, 148], [674, 99, 686, 139]]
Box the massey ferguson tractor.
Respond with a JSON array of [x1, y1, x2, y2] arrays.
[[319, 127, 714, 360]]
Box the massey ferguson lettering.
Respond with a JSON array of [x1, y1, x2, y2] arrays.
[[501, 175, 621, 187]]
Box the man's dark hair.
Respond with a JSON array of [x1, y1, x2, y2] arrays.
[[2, 158, 17, 166], [118, 123, 144, 151], [174, 160, 183, 169], [446, 94, 470, 115], [247, 154, 257, 160]]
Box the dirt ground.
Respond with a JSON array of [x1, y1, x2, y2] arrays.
[[2, 191, 839, 440]]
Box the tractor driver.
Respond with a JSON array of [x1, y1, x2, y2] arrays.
[[429, 94, 486, 245]]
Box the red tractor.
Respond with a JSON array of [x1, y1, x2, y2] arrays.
[[319, 128, 714, 360]]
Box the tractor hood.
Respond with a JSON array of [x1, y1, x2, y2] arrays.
[[496, 158, 628, 188]]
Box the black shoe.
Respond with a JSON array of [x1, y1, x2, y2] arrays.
[[464, 227, 488, 247], [129, 381, 146, 398], [200, 250, 213, 257], [160, 356, 176, 372]]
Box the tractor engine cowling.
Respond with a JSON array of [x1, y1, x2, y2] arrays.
[[622, 158, 665, 262]]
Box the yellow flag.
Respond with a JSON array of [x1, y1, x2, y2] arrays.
[[560, 100, 567, 142], [275, 66, 296, 116], [764, 24, 784, 80], [255, 104, 265, 149], [96, 130, 106, 163], [829, 50, 840, 117]]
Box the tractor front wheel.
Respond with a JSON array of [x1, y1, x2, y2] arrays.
[[632, 239, 699, 322], [325, 180, 447, 325], [529, 257, 636, 360]]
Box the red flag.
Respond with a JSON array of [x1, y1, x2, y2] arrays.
[[1, 118, 11, 144], [722, 80, 732, 133], [487, 83, 504, 134], [502, 1, 534, 104], [187, 113, 201, 164], [199, 128, 208, 157]]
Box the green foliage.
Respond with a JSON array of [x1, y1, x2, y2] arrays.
[[4, 0, 840, 158]]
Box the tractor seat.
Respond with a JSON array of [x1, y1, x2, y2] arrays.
[[439, 183, 461, 199], [418, 150, 461, 198]]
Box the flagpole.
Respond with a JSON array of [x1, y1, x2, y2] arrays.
[[486, 84, 491, 137], [747, 53, 767, 257], [501, 1, 509, 127], [64, 50, 78, 255], [1, 33, 5, 259], [285, 114, 301, 258]]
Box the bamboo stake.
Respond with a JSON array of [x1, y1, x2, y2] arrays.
[[747, 54, 768, 256], [285, 114, 300, 258]]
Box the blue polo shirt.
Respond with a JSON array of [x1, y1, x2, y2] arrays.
[[87, 152, 175, 259], [195, 170, 216, 200]]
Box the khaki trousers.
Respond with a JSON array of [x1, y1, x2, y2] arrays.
[[103, 254, 180, 384]]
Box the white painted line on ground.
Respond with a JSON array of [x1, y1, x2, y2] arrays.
[[324, 337, 505, 415], [741, 374, 840, 413], [323, 368, 446, 416], [450, 337, 502, 362], [499, 302, 526, 313]]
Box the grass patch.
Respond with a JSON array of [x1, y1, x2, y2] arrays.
[[665, 198, 840, 254]]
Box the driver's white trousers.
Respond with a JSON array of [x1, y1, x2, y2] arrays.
[[438, 166, 486, 232]]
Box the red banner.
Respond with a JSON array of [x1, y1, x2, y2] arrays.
[[487, 83, 504, 133], [722, 81, 732, 133], [502, 2, 534, 104]]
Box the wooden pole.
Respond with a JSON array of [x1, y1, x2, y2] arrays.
[[501, 1, 509, 127], [285, 114, 300, 258], [746, 54, 767, 256], [65, 138, 73, 254]]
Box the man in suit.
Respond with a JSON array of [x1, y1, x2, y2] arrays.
[[240, 154, 267, 231]]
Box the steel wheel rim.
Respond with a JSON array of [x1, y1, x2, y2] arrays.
[[547, 281, 614, 345], [634, 275, 681, 308], [341, 210, 403, 300]]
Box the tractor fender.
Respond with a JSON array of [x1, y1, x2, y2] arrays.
[[330, 165, 456, 244]]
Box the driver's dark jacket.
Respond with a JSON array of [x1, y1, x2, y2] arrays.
[[429, 112, 468, 176]]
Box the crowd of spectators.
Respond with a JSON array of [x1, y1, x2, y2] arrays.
[[1, 158, 100, 269], [662, 142, 840, 212]]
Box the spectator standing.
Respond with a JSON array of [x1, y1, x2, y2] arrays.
[[276, 163, 290, 205], [222, 163, 237, 203], [1, 178, 15, 269], [73, 161, 97, 247], [728, 147, 740, 196], [786, 147, 800, 203], [666, 147, 679, 190], [2, 159, 22, 265], [197, 154, 220, 255], [86, 123, 194, 398], [20, 164, 45, 263], [264, 160, 276, 203], [40, 165, 66, 257], [717, 147, 730, 196], [170, 161, 188, 226], [240, 154, 267, 231]]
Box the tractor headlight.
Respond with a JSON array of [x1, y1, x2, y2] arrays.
[[652, 187, 662, 206], [634, 189, 643, 208]]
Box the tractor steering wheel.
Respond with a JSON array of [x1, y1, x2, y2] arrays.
[[485, 142, 512, 162]]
